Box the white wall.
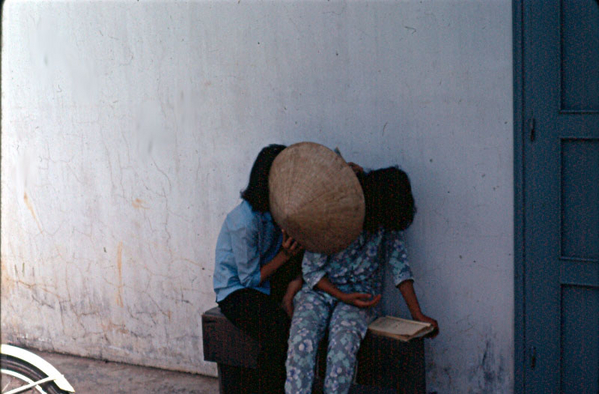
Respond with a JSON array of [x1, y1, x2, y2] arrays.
[[1, 0, 513, 392]]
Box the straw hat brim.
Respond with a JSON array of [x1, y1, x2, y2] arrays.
[[269, 142, 365, 254]]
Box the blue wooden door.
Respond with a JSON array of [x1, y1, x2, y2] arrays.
[[519, 1, 599, 392]]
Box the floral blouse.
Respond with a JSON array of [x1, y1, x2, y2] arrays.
[[302, 227, 413, 296]]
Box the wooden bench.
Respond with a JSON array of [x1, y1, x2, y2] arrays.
[[202, 307, 426, 393]]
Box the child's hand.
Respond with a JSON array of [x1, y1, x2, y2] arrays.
[[341, 293, 381, 309], [414, 313, 439, 338], [347, 162, 364, 175], [281, 230, 303, 258]]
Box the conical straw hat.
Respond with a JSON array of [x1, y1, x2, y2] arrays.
[[269, 142, 365, 254]]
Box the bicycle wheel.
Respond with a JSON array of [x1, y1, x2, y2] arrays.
[[1, 354, 68, 394]]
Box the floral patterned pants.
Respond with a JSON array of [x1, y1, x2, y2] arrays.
[[285, 288, 377, 394]]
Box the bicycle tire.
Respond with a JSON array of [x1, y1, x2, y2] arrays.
[[1, 354, 69, 394]]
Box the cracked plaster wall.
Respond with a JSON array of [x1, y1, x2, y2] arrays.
[[1, 1, 513, 392]]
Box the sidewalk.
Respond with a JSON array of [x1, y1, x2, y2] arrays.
[[36, 350, 220, 394]]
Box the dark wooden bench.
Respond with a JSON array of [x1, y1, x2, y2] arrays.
[[202, 307, 426, 393]]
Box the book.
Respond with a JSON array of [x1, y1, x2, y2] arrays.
[[368, 316, 435, 342]]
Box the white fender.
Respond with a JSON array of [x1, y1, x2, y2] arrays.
[[1, 344, 75, 392]]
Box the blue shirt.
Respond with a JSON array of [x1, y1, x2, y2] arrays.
[[302, 228, 413, 296], [213, 200, 283, 302]]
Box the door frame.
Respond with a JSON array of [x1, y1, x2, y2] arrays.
[[513, 0, 526, 393]]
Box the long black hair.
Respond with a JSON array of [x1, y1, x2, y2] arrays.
[[360, 166, 416, 232], [241, 144, 286, 212]]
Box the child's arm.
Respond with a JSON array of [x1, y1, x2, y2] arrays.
[[260, 230, 302, 283], [397, 280, 439, 337], [302, 248, 379, 308], [282, 275, 303, 317], [384, 231, 439, 337], [315, 276, 381, 308]]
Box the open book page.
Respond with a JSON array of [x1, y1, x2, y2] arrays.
[[368, 316, 434, 341]]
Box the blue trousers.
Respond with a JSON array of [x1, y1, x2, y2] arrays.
[[285, 288, 377, 394]]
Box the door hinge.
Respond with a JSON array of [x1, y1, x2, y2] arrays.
[[530, 346, 537, 369], [528, 118, 536, 142]]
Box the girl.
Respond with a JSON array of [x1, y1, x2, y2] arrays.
[[285, 166, 438, 394], [214, 144, 303, 393]]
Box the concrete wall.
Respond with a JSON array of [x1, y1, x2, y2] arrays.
[[1, 1, 513, 392]]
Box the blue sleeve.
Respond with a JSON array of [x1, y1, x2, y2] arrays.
[[385, 231, 414, 286], [229, 215, 262, 288], [302, 251, 328, 289]]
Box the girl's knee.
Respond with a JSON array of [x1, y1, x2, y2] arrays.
[[329, 319, 367, 340], [327, 325, 364, 360]]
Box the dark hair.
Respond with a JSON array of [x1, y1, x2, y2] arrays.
[[359, 166, 416, 232], [241, 144, 287, 212]]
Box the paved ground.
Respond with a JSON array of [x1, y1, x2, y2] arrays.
[[16, 349, 399, 393], [35, 350, 220, 394]]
